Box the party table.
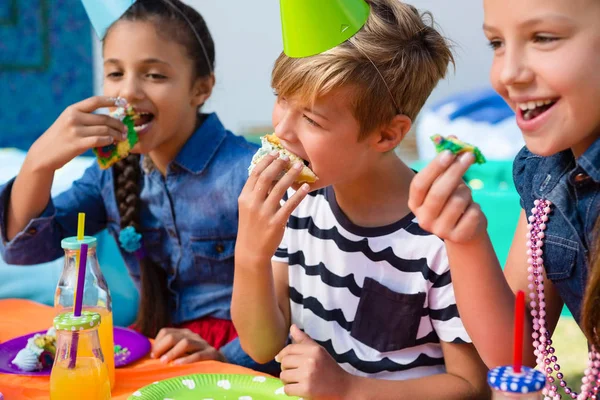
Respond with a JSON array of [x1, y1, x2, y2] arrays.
[[0, 299, 265, 400]]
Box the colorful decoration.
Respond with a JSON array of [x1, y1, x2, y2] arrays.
[[488, 365, 545, 395], [430, 134, 486, 165], [279, 0, 370, 58], [92, 98, 139, 170], [119, 226, 142, 253]]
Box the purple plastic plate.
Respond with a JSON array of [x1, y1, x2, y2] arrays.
[[0, 327, 150, 376]]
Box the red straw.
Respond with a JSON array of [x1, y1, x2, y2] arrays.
[[513, 290, 525, 373]]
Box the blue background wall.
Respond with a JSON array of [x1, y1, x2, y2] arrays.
[[0, 0, 93, 150]]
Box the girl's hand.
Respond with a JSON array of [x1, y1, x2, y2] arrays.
[[236, 152, 311, 262], [29, 96, 126, 171], [408, 150, 487, 243], [276, 325, 351, 399], [150, 328, 225, 365]]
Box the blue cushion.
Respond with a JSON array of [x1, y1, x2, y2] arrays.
[[0, 149, 138, 327]]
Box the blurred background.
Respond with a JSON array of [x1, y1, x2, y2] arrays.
[[0, 0, 585, 387]]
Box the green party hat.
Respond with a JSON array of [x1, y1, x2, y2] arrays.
[[280, 0, 370, 58]]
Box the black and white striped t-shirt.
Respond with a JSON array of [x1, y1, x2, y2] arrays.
[[273, 187, 471, 381]]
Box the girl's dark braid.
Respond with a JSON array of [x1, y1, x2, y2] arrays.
[[113, 155, 170, 337]]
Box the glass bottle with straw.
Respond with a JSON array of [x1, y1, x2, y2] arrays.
[[50, 243, 111, 400], [488, 291, 546, 399], [54, 213, 115, 388]]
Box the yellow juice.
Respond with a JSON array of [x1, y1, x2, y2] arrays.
[[80, 307, 115, 389], [50, 357, 111, 400]]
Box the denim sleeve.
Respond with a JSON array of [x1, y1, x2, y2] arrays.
[[220, 337, 281, 375], [0, 163, 108, 265]]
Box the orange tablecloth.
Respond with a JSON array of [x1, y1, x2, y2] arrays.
[[0, 299, 265, 400]]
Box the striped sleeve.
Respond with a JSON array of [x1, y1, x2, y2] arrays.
[[428, 256, 471, 344]]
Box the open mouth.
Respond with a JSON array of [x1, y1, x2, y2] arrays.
[[133, 112, 154, 133], [518, 99, 557, 121]]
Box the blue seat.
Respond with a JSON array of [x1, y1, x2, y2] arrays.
[[0, 149, 138, 327]]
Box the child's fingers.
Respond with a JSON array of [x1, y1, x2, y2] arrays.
[[73, 95, 121, 113], [150, 331, 179, 359], [244, 151, 279, 193], [289, 324, 313, 344], [172, 348, 219, 365], [80, 135, 118, 150], [449, 202, 483, 243], [275, 343, 312, 362], [282, 383, 306, 398], [279, 368, 302, 385], [265, 162, 303, 206], [274, 183, 310, 222], [429, 184, 473, 238], [419, 153, 475, 220], [159, 338, 204, 364], [78, 125, 125, 142], [252, 157, 289, 200], [408, 150, 456, 210], [279, 354, 303, 371], [154, 327, 173, 343], [80, 112, 127, 133]]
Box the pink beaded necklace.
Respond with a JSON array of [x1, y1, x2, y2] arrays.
[[527, 199, 600, 400]]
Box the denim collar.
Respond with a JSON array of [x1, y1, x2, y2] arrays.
[[532, 136, 600, 197], [140, 113, 228, 175], [577, 136, 600, 183], [173, 113, 227, 175]]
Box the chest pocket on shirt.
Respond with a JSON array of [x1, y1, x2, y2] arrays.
[[351, 278, 425, 353], [543, 235, 578, 280], [190, 236, 236, 284]]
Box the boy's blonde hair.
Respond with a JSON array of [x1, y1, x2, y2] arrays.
[[272, 0, 454, 139]]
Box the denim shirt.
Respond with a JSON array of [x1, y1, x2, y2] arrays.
[[513, 136, 600, 322], [0, 113, 267, 369]]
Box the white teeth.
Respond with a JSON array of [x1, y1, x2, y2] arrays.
[[517, 99, 555, 111], [133, 122, 150, 132]]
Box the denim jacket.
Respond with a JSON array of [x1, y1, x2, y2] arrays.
[[0, 113, 267, 369], [513, 136, 600, 322]]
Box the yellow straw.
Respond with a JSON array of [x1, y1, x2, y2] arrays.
[[73, 213, 86, 307], [77, 213, 85, 241]]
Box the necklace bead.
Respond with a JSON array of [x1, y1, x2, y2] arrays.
[[527, 199, 599, 399]]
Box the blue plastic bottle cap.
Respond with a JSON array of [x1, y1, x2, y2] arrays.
[[488, 366, 546, 394], [60, 236, 97, 250]]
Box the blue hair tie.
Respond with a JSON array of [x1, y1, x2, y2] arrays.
[[119, 226, 142, 253]]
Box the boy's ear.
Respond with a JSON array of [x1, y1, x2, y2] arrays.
[[191, 73, 216, 107], [369, 114, 412, 152]]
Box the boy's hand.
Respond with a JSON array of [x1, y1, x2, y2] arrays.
[[29, 96, 126, 171], [150, 328, 225, 365], [276, 325, 351, 400], [236, 152, 311, 262], [408, 150, 487, 243]]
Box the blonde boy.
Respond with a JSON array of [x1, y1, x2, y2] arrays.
[[232, 1, 489, 398]]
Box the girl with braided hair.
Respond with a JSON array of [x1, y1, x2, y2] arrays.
[[0, 0, 276, 372]]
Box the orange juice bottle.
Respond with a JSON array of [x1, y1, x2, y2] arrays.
[[55, 236, 115, 389], [50, 311, 111, 400]]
